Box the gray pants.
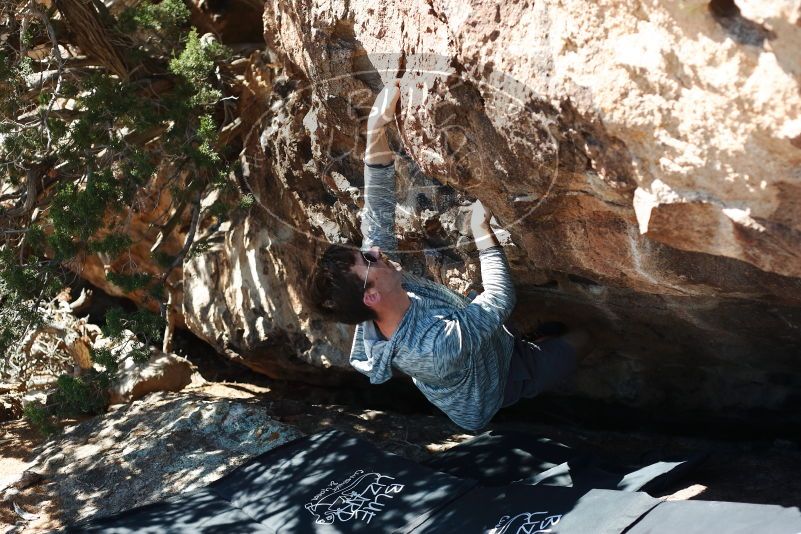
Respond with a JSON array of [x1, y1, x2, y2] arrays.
[[501, 334, 577, 408]]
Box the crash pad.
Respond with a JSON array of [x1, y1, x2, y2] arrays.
[[424, 430, 706, 494], [64, 429, 799, 534]]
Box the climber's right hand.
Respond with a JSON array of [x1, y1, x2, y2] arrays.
[[367, 79, 401, 132], [470, 199, 493, 229]]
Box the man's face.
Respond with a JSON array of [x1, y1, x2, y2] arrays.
[[351, 246, 403, 297]]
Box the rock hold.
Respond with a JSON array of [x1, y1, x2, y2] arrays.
[[107, 350, 205, 405]]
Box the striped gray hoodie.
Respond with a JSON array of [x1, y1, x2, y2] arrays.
[[349, 161, 516, 431]]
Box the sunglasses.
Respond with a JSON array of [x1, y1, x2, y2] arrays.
[[361, 251, 379, 291]]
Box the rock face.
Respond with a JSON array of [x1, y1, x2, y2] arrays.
[[71, 1, 801, 414], [183, 0, 801, 413], [107, 351, 205, 404]]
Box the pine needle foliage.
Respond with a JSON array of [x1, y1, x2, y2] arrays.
[[0, 0, 251, 431]]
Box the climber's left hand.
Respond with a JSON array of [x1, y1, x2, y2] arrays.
[[367, 79, 401, 132]]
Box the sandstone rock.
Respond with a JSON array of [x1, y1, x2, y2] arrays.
[[43, 0, 801, 416], [26, 391, 302, 526], [107, 350, 205, 405], [236, 0, 799, 412], [261, 0, 801, 276], [56, 165, 190, 322]]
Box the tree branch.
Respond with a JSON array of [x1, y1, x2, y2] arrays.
[[162, 287, 175, 353], [0, 192, 24, 203], [53, 0, 131, 79], [159, 189, 202, 286], [3, 168, 39, 218], [17, 107, 81, 122], [18, 3, 65, 146]]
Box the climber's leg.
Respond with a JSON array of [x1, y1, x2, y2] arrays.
[[561, 328, 590, 361], [501, 333, 583, 408]]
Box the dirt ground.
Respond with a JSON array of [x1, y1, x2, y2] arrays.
[[1, 419, 62, 532], [2, 381, 800, 532]]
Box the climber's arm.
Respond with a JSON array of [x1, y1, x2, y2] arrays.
[[467, 200, 516, 328], [430, 201, 516, 367], [470, 200, 501, 252], [365, 119, 394, 167], [361, 81, 400, 252], [365, 79, 399, 166]]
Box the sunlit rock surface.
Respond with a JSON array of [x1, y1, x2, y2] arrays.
[[71, 0, 800, 414], [222, 0, 799, 412], [27, 391, 301, 526], [107, 351, 205, 404]]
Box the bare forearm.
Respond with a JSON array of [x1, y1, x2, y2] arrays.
[[365, 124, 393, 166], [364, 80, 399, 166]]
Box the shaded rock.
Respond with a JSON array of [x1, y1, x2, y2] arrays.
[[26, 391, 302, 526], [107, 351, 205, 405], [225, 0, 801, 414], [188, 0, 266, 44], [0, 394, 22, 422], [180, 58, 361, 383]]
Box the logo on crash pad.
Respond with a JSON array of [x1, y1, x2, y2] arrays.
[[305, 470, 405, 524], [490, 511, 562, 534]]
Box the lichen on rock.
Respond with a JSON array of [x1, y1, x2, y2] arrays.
[[26, 390, 302, 526]]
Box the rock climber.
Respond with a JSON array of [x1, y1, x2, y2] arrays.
[[308, 80, 588, 431]]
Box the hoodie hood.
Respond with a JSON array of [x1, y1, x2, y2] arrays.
[[350, 327, 393, 384], [349, 294, 418, 384]]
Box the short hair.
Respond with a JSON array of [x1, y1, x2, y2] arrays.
[[307, 243, 377, 325]]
